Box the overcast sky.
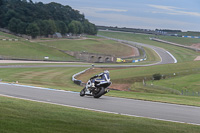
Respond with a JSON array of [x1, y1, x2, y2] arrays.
[[32, 0, 200, 31]]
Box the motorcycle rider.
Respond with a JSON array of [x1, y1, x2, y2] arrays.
[[85, 70, 110, 94]]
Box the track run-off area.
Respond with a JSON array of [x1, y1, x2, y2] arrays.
[[1, 37, 199, 126]]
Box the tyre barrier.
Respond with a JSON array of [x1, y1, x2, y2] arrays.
[[74, 80, 82, 85], [132, 58, 147, 63], [0, 39, 18, 41], [72, 68, 91, 86]]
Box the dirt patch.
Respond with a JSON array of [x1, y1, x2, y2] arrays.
[[194, 56, 200, 61], [77, 68, 119, 82], [191, 43, 200, 49], [110, 84, 131, 91]]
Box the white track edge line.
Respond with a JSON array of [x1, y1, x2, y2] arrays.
[[0, 94, 199, 126], [166, 51, 177, 63]]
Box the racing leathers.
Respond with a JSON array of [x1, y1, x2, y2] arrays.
[[90, 72, 110, 88]]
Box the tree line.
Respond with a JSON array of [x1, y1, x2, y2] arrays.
[[0, 0, 97, 38]]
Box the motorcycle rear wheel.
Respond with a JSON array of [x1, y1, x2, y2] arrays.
[[93, 87, 105, 98]]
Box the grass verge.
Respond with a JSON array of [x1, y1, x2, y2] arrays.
[[1, 96, 200, 133], [0, 67, 84, 91]]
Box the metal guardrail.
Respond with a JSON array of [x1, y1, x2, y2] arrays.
[[150, 37, 200, 52], [72, 68, 91, 85]]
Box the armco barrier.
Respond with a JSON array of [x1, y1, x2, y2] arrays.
[[72, 68, 91, 85], [150, 37, 200, 52]]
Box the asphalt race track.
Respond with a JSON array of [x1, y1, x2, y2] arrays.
[[0, 83, 200, 125]]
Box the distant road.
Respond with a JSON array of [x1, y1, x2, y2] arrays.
[[97, 35, 177, 65], [0, 83, 200, 125]]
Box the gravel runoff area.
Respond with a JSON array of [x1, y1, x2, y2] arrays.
[[0, 60, 81, 64]]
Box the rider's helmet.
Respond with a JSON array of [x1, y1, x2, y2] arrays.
[[104, 70, 109, 74]]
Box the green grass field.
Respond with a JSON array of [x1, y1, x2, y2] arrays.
[[1, 96, 200, 133], [0, 40, 76, 61], [98, 31, 200, 62], [0, 32, 20, 39], [0, 67, 84, 91], [38, 38, 134, 57], [149, 73, 200, 92], [157, 36, 200, 46]]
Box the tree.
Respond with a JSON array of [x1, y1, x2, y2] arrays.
[[26, 23, 40, 38], [68, 21, 78, 34], [36, 20, 46, 36], [0, 0, 3, 6], [18, 22, 27, 34], [8, 18, 22, 33], [68, 20, 84, 34], [76, 21, 83, 34], [56, 21, 68, 35], [83, 20, 97, 35], [88, 23, 97, 35], [0, 0, 97, 35], [4, 10, 19, 28], [48, 20, 57, 35]]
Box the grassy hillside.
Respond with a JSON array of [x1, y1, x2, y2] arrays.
[[98, 31, 200, 62], [0, 32, 20, 39], [0, 32, 136, 61], [0, 40, 77, 61], [37, 38, 134, 57], [149, 73, 200, 92], [0, 32, 77, 61]]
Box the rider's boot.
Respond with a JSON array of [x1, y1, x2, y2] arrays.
[[85, 88, 91, 95]]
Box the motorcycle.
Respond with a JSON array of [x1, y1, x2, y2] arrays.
[[80, 79, 111, 98]]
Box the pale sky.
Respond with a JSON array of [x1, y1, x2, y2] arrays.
[[32, 0, 200, 31]]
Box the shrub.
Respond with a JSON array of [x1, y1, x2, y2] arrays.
[[153, 73, 162, 80]]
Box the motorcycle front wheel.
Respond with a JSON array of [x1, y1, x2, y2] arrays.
[[80, 87, 86, 97]]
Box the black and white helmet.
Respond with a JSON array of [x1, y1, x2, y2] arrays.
[[104, 70, 109, 73]]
